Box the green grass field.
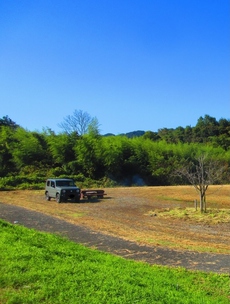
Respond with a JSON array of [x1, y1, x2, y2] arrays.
[[0, 220, 229, 304]]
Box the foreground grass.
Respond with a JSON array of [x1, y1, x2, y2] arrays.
[[0, 220, 229, 304]]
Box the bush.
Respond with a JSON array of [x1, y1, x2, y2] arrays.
[[0, 174, 117, 190], [0, 176, 46, 190]]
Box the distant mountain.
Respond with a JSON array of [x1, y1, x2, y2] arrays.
[[103, 133, 116, 137], [103, 130, 145, 138], [121, 130, 145, 138]]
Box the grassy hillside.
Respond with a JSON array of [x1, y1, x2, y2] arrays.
[[0, 220, 229, 304]]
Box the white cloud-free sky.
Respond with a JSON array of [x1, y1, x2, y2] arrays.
[[0, 1, 229, 134]]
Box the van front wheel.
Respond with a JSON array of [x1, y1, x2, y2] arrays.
[[56, 194, 61, 203]]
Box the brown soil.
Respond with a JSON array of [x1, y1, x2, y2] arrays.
[[0, 185, 230, 273]]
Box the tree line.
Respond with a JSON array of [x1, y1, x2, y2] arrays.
[[143, 115, 230, 150], [0, 114, 229, 189]]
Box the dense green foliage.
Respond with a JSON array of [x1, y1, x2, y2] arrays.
[[0, 115, 230, 188], [1, 220, 229, 304]]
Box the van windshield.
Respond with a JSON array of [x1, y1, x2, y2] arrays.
[[56, 180, 75, 187]]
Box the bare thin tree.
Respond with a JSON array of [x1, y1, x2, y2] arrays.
[[59, 110, 92, 135], [175, 154, 225, 212]]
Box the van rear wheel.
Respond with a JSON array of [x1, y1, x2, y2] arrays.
[[45, 192, 51, 201]]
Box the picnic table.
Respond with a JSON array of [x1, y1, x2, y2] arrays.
[[81, 189, 106, 199]]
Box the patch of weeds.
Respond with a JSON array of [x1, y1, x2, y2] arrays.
[[57, 210, 85, 218], [147, 208, 230, 225]]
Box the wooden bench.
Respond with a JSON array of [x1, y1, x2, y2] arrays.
[[81, 189, 107, 199]]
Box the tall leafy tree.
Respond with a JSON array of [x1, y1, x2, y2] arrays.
[[87, 117, 100, 137], [100, 136, 124, 180], [142, 131, 160, 141], [75, 134, 104, 179], [0, 126, 16, 176], [11, 128, 48, 171], [0, 115, 19, 129], [193, 115, 219, 142], [46, 132, 77, 166]]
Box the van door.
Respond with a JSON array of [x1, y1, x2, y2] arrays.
[[49, 180, 56, 198]]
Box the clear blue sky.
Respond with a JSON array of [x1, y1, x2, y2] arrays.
[[0, 1, 229, 135]]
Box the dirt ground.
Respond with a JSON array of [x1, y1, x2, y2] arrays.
[[0, 185, 230, 273], [0, 185, 229, 254], [1, 202, 230, 274]]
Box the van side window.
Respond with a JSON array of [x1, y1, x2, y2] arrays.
[[51, 181, 55, 187], [46, 180, 50, 186]]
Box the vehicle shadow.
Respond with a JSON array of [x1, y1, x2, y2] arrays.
[[79, 196, 112, 203]]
